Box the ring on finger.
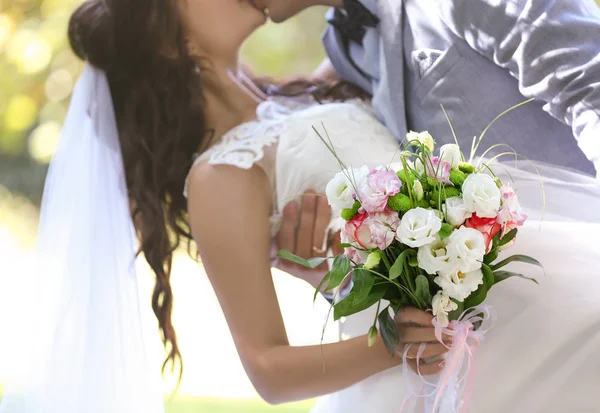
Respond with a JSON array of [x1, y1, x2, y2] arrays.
[[312, 245, 326, 254]]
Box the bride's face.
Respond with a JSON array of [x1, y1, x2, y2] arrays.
[[179, 0, 267, 61]]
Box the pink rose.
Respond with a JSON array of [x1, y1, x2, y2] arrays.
[[465, 213, 502, 251], [368, 210, 401, 250], [426, 156, 451, 184], [344, 212, 377, 250], [497, 184, 527, 230], [341, 224, 370, 265], [358, 170, 402, 214]]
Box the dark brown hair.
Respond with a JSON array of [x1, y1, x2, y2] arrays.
[[67, 0, 366, 381]]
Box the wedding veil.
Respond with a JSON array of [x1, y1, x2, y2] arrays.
[[0, 65, 164, 413]]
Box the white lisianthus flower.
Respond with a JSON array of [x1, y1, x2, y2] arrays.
[[432, 291, 458, 327], [438, 144, 463, 169], [462, 173, 501, 218], [396, 207, 442, 248], [446, 227, 486, 273], [443, 196, 472, 227], [434, 269, 484, 302], [325, 166, 370, 214], [417, 237, 453, 275], [407, 130, 435, 152]]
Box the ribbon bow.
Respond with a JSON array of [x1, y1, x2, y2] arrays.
[[400, 306, 495, 413]]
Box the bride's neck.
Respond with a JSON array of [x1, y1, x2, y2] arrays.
[[202, 62, 261, 149]]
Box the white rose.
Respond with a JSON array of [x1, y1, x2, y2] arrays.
[[432, 291, 459, 327], [438, 144, 463, 169], [443, 196, 472, 227], [396, 207, 442, 248], [325, 166, 370, 214], [462, 173, 501, 218], [446, 227, 486, 273], [407, 130, 435, 152], [417, 237, 453, 275], [434, 269, 484, 302]]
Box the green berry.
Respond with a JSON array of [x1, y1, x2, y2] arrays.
[[341, 200, 361, 221], [449, 169, 467, 187], [459, 162, 476, 174], [417, 199, 430, 209], [387, 193, 412, 212], [397, 170, 416, 186]]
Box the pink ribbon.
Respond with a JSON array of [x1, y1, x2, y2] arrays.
[[400, 306, 494, 413]]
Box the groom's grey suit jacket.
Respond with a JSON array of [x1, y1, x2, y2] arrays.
[[323, 0, 600, 176]]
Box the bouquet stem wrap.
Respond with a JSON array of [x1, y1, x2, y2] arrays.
[[401, 307, 494, 413]]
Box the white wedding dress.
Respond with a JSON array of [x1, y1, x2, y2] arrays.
[[190, 96, 600, 413]]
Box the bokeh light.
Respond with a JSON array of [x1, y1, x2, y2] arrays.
[[0, 14, 15, 51], [28, 121, 61, 163], [45, 68, 73, 102], [3, 95, 37, 132]]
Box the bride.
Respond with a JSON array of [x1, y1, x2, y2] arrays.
[[1, 0, 599, 412]]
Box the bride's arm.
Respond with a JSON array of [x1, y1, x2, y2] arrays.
[[187, 163, 444, 404], [311, 58, 339, 83]]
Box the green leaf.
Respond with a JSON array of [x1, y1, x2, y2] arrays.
[[438, 223, 453, 240], [494, 270, 539, 285], [276, 250, 327, 269], [498, 228, 518, 247], [378, 306, 399, 357], [409, 256, 419, 267], [447, 298, 464, 322], [482, 264, 495, 289], [389, 250, 416, 280], [483, 248, 498, 265], [338, 243, 353, 248], [334, 285, 386, 320], [352, 268, 375, 305], [463, 282, 489, 309], [325, 255, 352, 291], [415, 275, 432, 307], [490, 254, 544, 272], [313, 273, 331, 303]]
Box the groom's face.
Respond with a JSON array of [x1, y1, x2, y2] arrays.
[[261, 0, 340, 23]]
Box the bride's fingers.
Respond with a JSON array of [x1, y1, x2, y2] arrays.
[[395, 307, 434, 327], [311, 194, 331, 257], [406, 359, 445, 376], [399, 327, 438, 343], [277, 201, 300, 254], [296, 191, 317, 260], [398, 342, 448, 360]]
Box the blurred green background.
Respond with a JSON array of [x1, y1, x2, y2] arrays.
[[0, 1, 328, 412]]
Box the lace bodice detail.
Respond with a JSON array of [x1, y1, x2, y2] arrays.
[[184, 97, 312, 180], [184, 96, 402, 236]]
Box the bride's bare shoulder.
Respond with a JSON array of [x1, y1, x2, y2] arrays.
[[186, 159, 272, 221]]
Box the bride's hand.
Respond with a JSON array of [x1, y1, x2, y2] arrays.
[[395, 307, 449, 376], [275, 190, 346, 292]]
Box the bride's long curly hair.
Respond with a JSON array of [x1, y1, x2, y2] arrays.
[[67, 0, 367, 379]]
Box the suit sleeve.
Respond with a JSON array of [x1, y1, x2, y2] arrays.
[[434, 0, 600, 178]]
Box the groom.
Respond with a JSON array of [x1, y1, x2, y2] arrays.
[[271, 0, 600, 285]]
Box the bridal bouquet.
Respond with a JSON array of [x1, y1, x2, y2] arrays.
[[278, 125, 542, 412]]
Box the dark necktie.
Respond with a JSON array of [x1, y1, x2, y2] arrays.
[[329, 0, 380, 45]]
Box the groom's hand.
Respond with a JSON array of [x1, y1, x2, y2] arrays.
[[275, 190, 345, 291], [394, 308, 449, 376]]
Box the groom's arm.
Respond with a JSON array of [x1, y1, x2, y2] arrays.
[[434, 0, 600, 178]]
